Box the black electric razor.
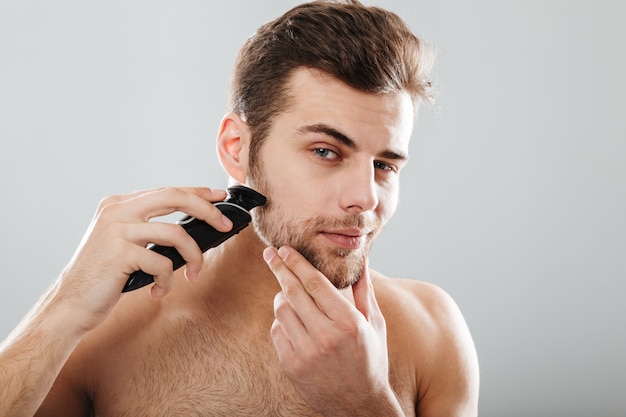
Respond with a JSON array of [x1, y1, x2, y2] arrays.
[[122, 185, 267, 292]]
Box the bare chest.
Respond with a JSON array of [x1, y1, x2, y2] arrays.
[[92, 317, 319, 416], [89, 309, 417, 417]]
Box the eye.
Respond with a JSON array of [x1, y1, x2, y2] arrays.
[[374, 160, 398, 173], [313, 148, 340, 160]]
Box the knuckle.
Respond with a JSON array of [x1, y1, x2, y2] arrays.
[[316, 333, 339, 355], [154, 254, 174, 273], [110, 237, 130, 256], [193, 186, 212, 196], [273, 291, 283, 306], [97, 194, 121, 210], [96, 197, 118, 216], [153, 186, 181, 202], [287, 357, 308, 380], [171, 224, 192, 243], [340, 319, 361, 339], [96, 200, 122, 221], [273, 296, 291, 318], [304, 274, 325, 294], [270, 319, 282, 338], [171, 225, 202, 259], [210, 207, 225, 220], [166, 186, 187, 201], [283, 283, 302, 301]]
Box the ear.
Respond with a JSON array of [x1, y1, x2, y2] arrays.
[[216, 112, 251, 184]]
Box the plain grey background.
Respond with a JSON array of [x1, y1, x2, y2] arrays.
[[1, 1, 624, 415]]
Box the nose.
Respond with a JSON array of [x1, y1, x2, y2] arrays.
[[338, 160, 379, 214]]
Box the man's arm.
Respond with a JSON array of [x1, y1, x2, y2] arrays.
[[0, 291, 87, 416], [0, 187, 233, 417]]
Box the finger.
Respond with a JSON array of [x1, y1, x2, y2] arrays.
[[121, 222, 205, 279], [273, 291, 310, 348], [270, 318, 296, 365], [151, 274, 174, 300], [96, 189, 155, 212], [352, 258, 386, 330], [97, 187, 223, 213], [132, 186, 230, 224], [263, 247, 330, 324], [268, 246, 354, 321], [103, 187, 233, 232], [122, 245, 175, 299]]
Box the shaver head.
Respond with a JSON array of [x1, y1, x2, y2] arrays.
[[225, 185, 267, 211]]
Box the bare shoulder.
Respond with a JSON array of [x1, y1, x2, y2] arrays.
[[371, 270, 480, 417], [371, 270, 467, 335]]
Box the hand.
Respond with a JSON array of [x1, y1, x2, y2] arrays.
[[263, 246, 403, 416], [54, 186, 233, 333]]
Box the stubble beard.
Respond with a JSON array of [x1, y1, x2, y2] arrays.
[[249, 170, 381, 290]]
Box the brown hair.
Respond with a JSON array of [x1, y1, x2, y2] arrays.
[[228, 0, 435, 168]]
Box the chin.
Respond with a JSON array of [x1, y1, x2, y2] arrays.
[[250, 204, 370, 289], [300, 246, 366, 290]]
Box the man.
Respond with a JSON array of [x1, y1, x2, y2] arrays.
[[0, 1, 479, 416]]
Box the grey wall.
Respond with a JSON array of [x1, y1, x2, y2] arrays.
[[1, 1, 624, 415]]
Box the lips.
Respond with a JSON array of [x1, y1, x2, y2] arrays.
[[320, 228, 370, 250]]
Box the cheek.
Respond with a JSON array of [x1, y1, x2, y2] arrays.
[[262, 174, 317, 220], [269, 169, 329, 213], [377, 185, 400, 221]]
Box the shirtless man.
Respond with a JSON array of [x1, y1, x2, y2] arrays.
[[0, 1, 479, 416]]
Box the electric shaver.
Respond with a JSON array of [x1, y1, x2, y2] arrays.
[[122, 185, 267, 292]]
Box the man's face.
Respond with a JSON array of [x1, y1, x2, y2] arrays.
[[249, 68, 414, 289]]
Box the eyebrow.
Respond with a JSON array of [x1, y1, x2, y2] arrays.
[[297, 123, 409, 162]]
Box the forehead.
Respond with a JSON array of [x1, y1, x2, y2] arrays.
[[276, 68, 415, 151]]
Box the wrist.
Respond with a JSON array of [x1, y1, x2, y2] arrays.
[[9, 281, 91, 349], [0, 284, 86, 417]]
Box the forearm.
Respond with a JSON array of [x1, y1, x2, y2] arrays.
[[0, 286, 85, 417]]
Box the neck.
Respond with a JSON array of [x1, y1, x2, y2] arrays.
[[170, 225, 358, 323], [174, 226, 280, 320]]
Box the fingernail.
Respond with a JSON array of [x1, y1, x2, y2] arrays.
[[277, 246, 289, 260], [151, 285, 167, 299], [184, 267, 198, 283], [221, 215, 233, 229], [263, 247, 277, 262]]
